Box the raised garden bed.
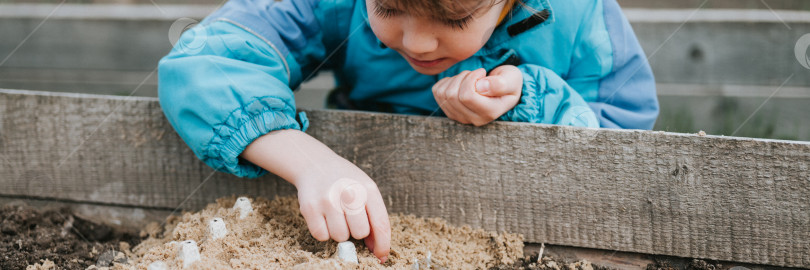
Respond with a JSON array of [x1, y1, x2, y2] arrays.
[[2, 90, 808, 269]]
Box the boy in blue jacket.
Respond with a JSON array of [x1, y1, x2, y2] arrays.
[[159, 0, 658, 263]]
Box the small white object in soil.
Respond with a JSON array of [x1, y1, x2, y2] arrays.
[[336, 241, 358, 263], [208, 217, 228, 239], [411, 251, 431, 269], [178, 240, 201, 268], [424, 251, 431, 269], [537, 243, 545, 263], [147, 261, 168, 270], [233, 197, 253, 219]]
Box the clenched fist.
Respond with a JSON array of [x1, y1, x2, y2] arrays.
[[432, 65, 522, 126]]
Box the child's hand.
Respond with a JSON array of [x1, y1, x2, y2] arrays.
[[241, 130, 391, 263], [432, 66, 522, 126], [294, 155, 391, 263]]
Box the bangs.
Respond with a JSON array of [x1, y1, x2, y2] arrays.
[[380, 0, 500, 19]]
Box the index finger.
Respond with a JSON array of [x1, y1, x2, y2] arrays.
[[365, 187, 391, 262]]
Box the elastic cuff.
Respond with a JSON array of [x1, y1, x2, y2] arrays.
[[202, 96, 303, 178], [297, 111, 310, 132], [499, 71, 542, 123]]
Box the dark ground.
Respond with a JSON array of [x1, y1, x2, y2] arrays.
[[494, 252, 723, 270], [0, 203, 141, 270]]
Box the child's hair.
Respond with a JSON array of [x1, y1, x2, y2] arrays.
[[379, 0, 545, 26], [381, 0, 510, 19]]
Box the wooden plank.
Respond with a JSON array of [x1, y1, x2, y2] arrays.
[[625, 9, 810, 23], [0, 4, 216, 20], [632, 22, 810, 88], [0, 197, 172, 230], [1, 89, 808, 268], [616, 0, 810, 10], [0, 89, 299, 211]]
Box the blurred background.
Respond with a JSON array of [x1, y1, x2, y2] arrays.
[[1, 0, 808, 140]]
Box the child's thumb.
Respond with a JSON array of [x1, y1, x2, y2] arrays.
[[475, 76, 510, 97], [478, 65, 522, 97]]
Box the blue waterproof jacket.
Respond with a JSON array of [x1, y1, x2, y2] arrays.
[[158, 0, 659, 178]]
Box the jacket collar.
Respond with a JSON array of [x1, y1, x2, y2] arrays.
[[503, 0, 555, 28], [481, 0, 554, 52]]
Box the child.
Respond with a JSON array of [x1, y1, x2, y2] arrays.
[[158, 0, 659, 264]]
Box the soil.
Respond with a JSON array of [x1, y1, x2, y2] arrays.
[[493, 253, 612, 270], [2, 197, 743, 270], [644, 259, 723, 270], [0, 202, 141, 270], [499, 255, 724, 270]]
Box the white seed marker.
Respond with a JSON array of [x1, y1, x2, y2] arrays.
[[424, 251, 432, 269], [233, 197, 253, 219], [411, 251, 431, 270], [336, 241, 359, 263], [178, 240, 201, 268], [208, 218, 228, 239], [147, 261, 168, 270]]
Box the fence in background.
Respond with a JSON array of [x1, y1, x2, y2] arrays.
[[1, 4, 809, 140]]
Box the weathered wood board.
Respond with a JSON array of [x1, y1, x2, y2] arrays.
[[1, 89, 808, 268]]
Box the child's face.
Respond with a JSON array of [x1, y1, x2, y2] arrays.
[[366, 0, 506, 75]]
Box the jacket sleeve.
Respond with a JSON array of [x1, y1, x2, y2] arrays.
[[500, 0, 657, 129], [582, 0, 659, 129], [158, 0, 328, 178], [498, 64, 601, 128]]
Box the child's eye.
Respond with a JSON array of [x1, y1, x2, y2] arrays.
[[443, 17, 473, 30], [373, 5, 400, 18]]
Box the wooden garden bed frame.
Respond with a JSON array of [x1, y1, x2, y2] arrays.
[[1, 89, 808, 268]]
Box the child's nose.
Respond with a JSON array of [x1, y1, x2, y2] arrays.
[[401, 21, 438, 55]]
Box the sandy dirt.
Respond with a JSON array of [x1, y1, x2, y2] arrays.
[[110, 196, 524, 269]]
